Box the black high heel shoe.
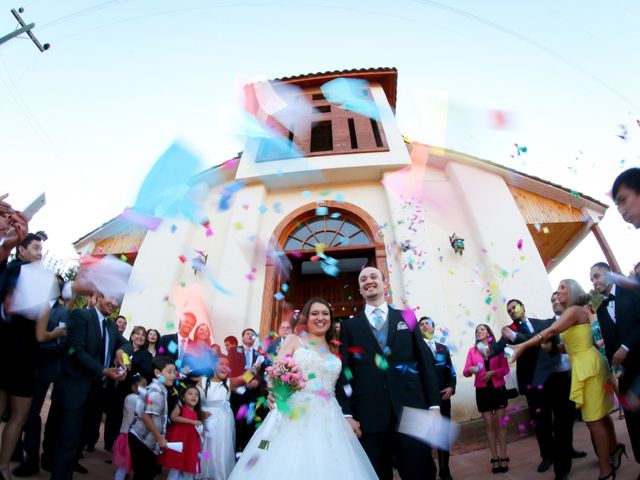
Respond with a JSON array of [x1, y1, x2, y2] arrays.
[[499, 457, 510, 473], [490, 457, 500, 474], [599, 469, 616, 480], [611, 443, 627, 471]]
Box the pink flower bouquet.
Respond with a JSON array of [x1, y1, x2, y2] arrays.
[[265, 355, 307, 415]]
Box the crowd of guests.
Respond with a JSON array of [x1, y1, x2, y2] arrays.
[[1, 168, 640, 480]]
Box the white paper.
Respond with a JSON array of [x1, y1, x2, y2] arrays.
[[80, 254, 138, 299], [397, 406, 460, 451], [166, 442, 183, 453], [9, 262, 56, 320]]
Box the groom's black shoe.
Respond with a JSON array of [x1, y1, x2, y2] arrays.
[[537, 458, 553, 473], [571, 448, 587, 458]]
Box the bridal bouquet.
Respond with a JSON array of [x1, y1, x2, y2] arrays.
[[265, 355, 307, 414], [258, 356, 307, 450]]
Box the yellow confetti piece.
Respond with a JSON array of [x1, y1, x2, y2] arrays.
[[315, 243, 325, 254], [242, 370, 255, 383], [447, 270, 455, 275], [374, 354, 389, 370], [122, 352, 130, 366], [519, 255, 525, 261], [542, 227, 550, 234], [234, 222, 243, 230]]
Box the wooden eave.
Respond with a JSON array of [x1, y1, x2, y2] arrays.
[[271, 67, 398, 110]]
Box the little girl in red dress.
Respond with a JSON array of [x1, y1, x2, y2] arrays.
[[158, 386, 205, 480]]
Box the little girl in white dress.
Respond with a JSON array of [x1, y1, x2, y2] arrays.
[[197, 356, 235, 480]]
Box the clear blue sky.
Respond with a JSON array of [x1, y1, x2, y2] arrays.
[[1, 0, 638, 291]]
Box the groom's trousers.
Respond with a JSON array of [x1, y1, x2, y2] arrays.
[[360, 418, 436, 480]]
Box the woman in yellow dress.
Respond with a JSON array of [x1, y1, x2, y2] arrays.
[[511, 279, 622, 480]]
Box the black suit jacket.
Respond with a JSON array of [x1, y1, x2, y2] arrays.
[[56, 307, 127, 409], [597, 286, 640, 392], [491, 318, 539, 394], [529, 317, 565, 388], [432, 341, 457, 393], [336, 307, 441, 435]]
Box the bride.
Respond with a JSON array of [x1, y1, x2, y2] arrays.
[[229, 297, 377, 479]]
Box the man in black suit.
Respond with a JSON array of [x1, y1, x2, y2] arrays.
[[418, 316, 456, 480], [158, 311, 197, 362], [336, 266, 441, 480], [591, 261, 640, 465], [490, 299, 548, 471], [231, 328, 265, 453], [49, 292, 128, 480]]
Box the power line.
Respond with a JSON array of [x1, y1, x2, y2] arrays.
[[409, 0, 639, 112], [38, 0, 131, 31]]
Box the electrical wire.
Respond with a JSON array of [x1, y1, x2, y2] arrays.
[[38, 0, 131, 31], [409, 0, 639, 112]]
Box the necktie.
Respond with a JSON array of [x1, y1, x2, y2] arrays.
[[101, 319, 109, 367], [245, 349, 252, 369], [180, 338, 187, 359], [428, 340, 436, 354], [606, 294, 616, 323], [372, 308, 384, 330]]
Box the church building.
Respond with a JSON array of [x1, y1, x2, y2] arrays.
[[73, 67, 613, 420]]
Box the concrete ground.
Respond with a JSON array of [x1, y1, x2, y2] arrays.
[[5, 414, 638, 479]]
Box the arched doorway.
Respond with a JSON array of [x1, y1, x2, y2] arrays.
[[259, 201, 389, 337]]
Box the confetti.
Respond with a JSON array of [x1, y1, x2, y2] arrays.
[[320, 78, 380, 120], [258, 205, 267, 214], [374, 354, 389, 370], [118, 207, 162, 231], [131, 142, 207, 224], [315, 206, 329, 216], [274, 292, 285, 301], [178, 255, 187, 263], [170, 224, 177, 233], [517, 239, 523, 250]]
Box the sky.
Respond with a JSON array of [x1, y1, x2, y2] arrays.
[[1, 0, 639, 292]]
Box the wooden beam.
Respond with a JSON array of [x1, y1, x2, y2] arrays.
[[590, 223, 622, 273]]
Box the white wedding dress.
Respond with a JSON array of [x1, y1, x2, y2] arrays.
[[228, 342, 377, 479]]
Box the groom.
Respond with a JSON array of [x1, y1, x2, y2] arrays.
[[336, 266, 441, 480]]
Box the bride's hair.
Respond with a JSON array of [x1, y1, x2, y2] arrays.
[[561, 279, 591, 307], [297, 297, 336, 347]]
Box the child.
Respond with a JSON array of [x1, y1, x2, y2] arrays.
[[113, 374, 147, 480], [129, 355, 176, 480], [158, 386, 205, 480], [197, 355, 236, 480]]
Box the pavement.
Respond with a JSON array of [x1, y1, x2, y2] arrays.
[[5, 414, 638, 480]]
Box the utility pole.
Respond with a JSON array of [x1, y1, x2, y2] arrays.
[[0, 7, 50, 51]]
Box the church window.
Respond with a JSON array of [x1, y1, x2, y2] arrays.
[[284, 215, 371, 251], [370, 119, 383, 148], [310, 121, 333, 152], [348, 118, 358, 149]]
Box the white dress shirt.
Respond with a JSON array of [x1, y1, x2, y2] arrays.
[[364, 303, 388, 329]]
